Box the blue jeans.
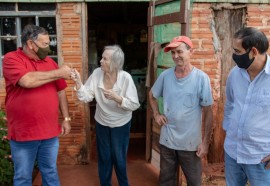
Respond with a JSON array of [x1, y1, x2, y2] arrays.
[[159, 144, 201, 186], [10, 137, 60, 186], [96, 121, 131, 186], [225, 152, 270, 186]]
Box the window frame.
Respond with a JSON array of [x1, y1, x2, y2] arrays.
[[0, 3, 56, 77]]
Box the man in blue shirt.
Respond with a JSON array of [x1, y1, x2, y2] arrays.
[[223, 27, 270, 186], [149, 36, 213, 186]]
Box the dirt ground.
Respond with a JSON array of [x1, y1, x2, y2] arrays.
[[180, 163, 225, 186], [202, 163, 225, 186]]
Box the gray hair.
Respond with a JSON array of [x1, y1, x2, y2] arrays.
[[21, 24, 48, 46], [104, 45, 124, 72]]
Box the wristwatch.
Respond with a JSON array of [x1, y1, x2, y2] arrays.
[[64, 117, 71, 121]]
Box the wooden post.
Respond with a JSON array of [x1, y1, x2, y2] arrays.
[[180, 0, 190, 36]]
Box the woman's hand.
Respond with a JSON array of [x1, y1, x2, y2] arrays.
[[102, 88, 116, 100], [102, 88, 123, 104], [71, 69, 83, 90], [71, 69, 81, 82]]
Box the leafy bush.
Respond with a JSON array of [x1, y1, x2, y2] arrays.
[[0, 110, 13, 186]]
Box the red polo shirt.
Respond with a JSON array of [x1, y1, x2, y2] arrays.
[[3, 48, 67, 141]]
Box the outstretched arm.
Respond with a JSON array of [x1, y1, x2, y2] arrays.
[[19, 65, 72, 88]]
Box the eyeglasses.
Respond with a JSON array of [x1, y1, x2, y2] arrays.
[[31, 40, 49, 48]]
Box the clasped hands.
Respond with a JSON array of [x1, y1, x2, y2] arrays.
[[70, 68, 81, 83], [69, 67, 117, 101], [58, 65, 81, 82]]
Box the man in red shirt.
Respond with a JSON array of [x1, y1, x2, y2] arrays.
[[3, 24, 72, 186]]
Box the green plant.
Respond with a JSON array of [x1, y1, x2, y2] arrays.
[[0, 110, 13, 186]]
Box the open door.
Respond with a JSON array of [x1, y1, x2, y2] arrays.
[[146, 0, 191, 167], [87, 2, 149, 162]]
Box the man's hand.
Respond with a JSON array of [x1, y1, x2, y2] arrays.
[[154, 114, 167, 126], [196, 142, 209, 158], [61, 120, 71, 136], [262, 155, 270, 169], [59, 65, 72, 80]]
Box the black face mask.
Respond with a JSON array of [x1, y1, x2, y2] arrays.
[[232, 49, 255, 69]]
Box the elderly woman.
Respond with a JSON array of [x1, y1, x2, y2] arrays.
[[71, 45, 140, 186]]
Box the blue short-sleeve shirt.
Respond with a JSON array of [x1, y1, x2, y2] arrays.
[[151, 67, 213, 151]]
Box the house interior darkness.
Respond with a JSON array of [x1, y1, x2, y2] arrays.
[[87, 2, 149, 161]]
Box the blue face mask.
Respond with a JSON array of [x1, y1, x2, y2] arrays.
[[232, 49, 255, 69]]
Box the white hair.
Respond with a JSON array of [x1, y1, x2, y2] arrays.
[[104, 45, 124, 72]]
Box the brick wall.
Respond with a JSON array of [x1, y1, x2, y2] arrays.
[[191, 3, 221, 100], [247, 4, 270, 34], [191, 3, 222, 162], [190, 2, 270, 163], [56, 2, 89, 165]]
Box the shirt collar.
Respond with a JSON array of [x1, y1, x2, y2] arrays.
[[264, 55, 270, 74]]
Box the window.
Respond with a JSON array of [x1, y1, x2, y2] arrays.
[[0, 3, 57, 77], [0, 3, 15, 11]]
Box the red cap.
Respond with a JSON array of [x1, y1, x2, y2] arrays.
[[164, 36, 193, 52]]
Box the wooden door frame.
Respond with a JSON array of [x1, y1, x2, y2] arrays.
[[81, 2, 92, 163], [146, 0, 191, 162]]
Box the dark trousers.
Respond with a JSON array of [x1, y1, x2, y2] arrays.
[[96, 121, 131, 186], [159, 144, 202, 186]]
